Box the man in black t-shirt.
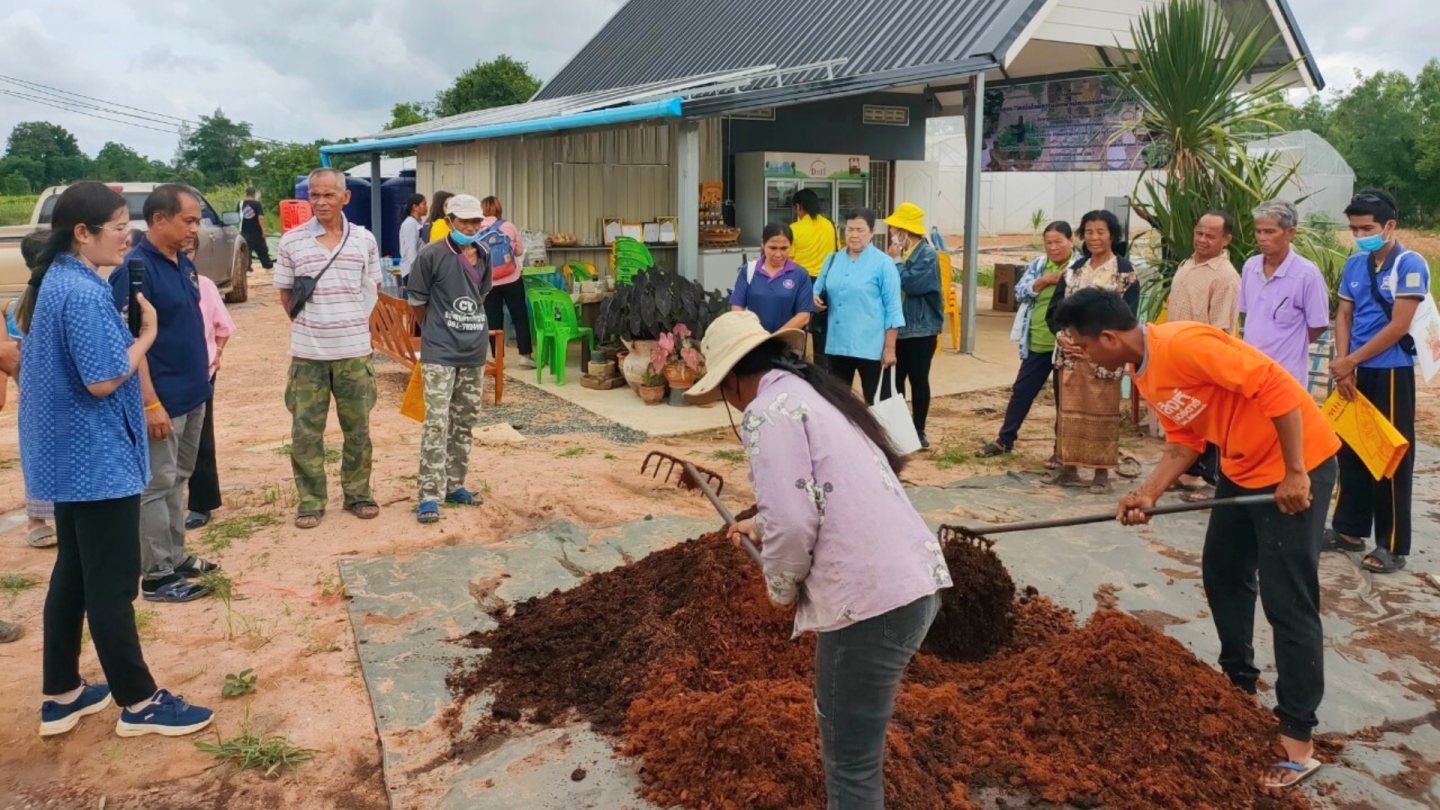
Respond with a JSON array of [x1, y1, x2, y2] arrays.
[[238, 187, 272, 270]]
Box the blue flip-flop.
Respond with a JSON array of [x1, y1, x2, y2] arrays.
[[143, 579, 210, 603], [1263, 757, 1322, 789], [417, 500, 441, 524]]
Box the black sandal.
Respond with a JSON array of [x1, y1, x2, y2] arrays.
[[1322, 529, 1367, 554], [1361, 548, 1407, 574], [975, 442, 1010, 458]]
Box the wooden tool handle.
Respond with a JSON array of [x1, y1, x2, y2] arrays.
[[685, 462, 763, 566]]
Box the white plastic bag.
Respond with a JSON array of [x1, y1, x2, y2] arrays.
[[1009, 303, 1030, 342], [522, 229, 548, 266], [871, 368, 922, 456], [1407, 294, 1440, 383]]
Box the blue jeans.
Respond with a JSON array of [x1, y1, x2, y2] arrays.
[[814, 592, 940, 810]]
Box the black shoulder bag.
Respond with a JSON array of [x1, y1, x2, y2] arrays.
[[1365, 254, 1417, 355], [287, 227, 350, 319]]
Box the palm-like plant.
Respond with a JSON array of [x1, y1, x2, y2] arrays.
[[1106, 0, 1304, 317]]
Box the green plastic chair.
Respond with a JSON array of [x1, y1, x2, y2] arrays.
[[522, 276, 550, 354], [528, 286, 593, 385]]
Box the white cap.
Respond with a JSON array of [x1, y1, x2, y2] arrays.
[[447, 194, 484, 219]]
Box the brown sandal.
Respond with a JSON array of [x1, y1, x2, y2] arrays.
[[346, 502, 380, 520], [295, 513, 322, 530]]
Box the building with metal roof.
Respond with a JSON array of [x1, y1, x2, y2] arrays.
[[322, 0, 1323, 352]]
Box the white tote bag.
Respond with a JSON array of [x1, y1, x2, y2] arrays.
[[871, 368, 923, 456], [1386, 251, 1440, 383]]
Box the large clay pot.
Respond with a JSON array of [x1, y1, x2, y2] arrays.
[[621, 339, 659, 390], [638, 384, 667, 405], [663, 362, 699, 389]]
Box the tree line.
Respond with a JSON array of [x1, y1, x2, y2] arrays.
[[0, 56, 542, 209]]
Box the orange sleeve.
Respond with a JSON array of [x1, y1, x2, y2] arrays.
[[1171, 328, 1307, 419]]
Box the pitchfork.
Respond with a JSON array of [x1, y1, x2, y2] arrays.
[[639, 451, 762, 566], [939, 494, 1277, 545]]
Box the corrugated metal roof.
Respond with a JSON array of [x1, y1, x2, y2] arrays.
[[535, 0, 1045, 101]]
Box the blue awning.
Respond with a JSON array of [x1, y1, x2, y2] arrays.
[[319, 97, 685, 163]]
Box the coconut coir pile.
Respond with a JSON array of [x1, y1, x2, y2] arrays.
[[450, 525, 1308, 810]]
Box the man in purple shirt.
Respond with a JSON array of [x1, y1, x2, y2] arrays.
[[1239, 200, 1330, 385]]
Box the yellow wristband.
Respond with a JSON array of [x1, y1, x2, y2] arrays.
[[145, 402, 162, 412]]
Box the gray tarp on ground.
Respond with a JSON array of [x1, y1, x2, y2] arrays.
[[342, 450, 1440, 809]]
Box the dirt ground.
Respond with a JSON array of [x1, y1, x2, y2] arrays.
[[1, 242, 1437, 810]]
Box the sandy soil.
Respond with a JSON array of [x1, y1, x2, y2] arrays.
[[0, 241, 1432, 809]]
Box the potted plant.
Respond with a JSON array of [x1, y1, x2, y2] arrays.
[[637, 366, 667, 405], [595, 268, 729, 389], [652, 324, 703, 390]]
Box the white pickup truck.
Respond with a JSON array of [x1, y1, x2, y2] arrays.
[[0, 183, 251, 307]]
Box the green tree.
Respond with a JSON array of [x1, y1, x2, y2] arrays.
[[384, 101, 432, 131], [0, 173, 29, 195], [1324, 70, 1425, 216], [1, 121, 92, 190], [92, 142, 169, 182], [434, 55, 541, 118], [179, 109, 254, 186]]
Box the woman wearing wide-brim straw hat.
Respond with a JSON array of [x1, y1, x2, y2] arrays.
[[688, 310, 952, 808], [882, 202, 942, 449]]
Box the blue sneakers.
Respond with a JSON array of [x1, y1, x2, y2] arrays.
[[40, 682, 113, 736], [115, 690, 214, 738]]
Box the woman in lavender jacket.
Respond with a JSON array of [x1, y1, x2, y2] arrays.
[[685, 310, 951, 810]]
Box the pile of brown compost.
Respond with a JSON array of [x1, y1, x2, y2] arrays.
[[448, 523, 1309, 810]]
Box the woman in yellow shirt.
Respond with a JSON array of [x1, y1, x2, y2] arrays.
[[788, 189, 839, 366]]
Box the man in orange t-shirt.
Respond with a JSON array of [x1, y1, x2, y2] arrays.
[[1052, 287, 1340, 791]]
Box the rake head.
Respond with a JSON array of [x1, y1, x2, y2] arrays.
[[640, 451, 725, 496], [937, 524, 994, 550]]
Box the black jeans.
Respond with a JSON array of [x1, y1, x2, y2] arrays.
[[46, 497, 158, 707], [815, 593, 940, 809], [996, 349, 1059, 450], [1202, 457, 1336, 742], [894, 335, 937, 435], [485, 280, 533, 357], [243, 230, 272, 270], [810, 309, 829, 371], [188, 374, 221, 514], [1334, 366, 1415, 557], [826, 355, 882, 404]]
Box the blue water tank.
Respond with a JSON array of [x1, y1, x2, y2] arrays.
[[294, 174, 373, 231], [379, 170, 417, 259]]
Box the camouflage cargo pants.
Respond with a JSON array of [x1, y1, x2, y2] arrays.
[[417, 363, 484, 503], [284, 357, 377, 515]]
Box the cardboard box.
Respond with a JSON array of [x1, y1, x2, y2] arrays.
[[992, 263, 1021, 312]]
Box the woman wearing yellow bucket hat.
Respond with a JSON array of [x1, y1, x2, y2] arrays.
[[686, 310, 951, 807], [883, 202, 943, 449]]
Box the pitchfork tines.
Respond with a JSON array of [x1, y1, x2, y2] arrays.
[[641, 451, 725, 495], [937, 524, 995, 550]]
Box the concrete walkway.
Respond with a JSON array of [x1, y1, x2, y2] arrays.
[[341, 447, 1440, 810]]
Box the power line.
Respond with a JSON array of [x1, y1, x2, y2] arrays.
[[0, 90, 184, 135], [0, 73, 283, 142], [0, 86, 194, 131]]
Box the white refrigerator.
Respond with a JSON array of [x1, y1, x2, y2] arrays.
[[734, 152, 870, 246]]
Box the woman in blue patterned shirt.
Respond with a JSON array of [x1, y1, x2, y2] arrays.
[[16, 183, 214, 739]]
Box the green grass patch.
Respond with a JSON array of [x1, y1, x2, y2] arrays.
[[0, 195, 37, 227], [0, 573, 39, 597], [200, 514, 281, 555], [557, 446, 589, 458], [194, 709, 315, 776], [711, 449, 747, 464]]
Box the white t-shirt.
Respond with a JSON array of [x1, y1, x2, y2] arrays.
[[273, 218, 381, 361]]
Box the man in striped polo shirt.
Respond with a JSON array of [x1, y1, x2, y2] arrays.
[[275, 168, 383, 529]]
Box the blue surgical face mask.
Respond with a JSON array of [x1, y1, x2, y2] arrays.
[[1355, 232, 1387, 253], [450, 228, 480, 246]]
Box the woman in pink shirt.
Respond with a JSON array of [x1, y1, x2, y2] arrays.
[[480, 196, 535, 369], [186, 275, 235, 529]]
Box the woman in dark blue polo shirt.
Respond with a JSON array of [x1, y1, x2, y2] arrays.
[[15, 183, 214, 739], [730, 223, 814, 333]]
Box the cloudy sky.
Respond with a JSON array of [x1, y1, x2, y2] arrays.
[[0, 0, 1434, 162]]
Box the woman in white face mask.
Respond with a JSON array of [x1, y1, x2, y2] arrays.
[[884, 203, 942, 449]]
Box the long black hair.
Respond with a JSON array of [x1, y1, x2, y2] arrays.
[[14, 182, 127, 334], [1078, 209, 1127, 258], [730, 340, 907, 474], [424, 190, 453, 233], [761, 222, 794, 244], [792, 189, 822, 219], [403, 193, 427, 220]]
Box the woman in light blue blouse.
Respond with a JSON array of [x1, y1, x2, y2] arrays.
[[17, 182, 214, 739], [813, 208, 904, 404]]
